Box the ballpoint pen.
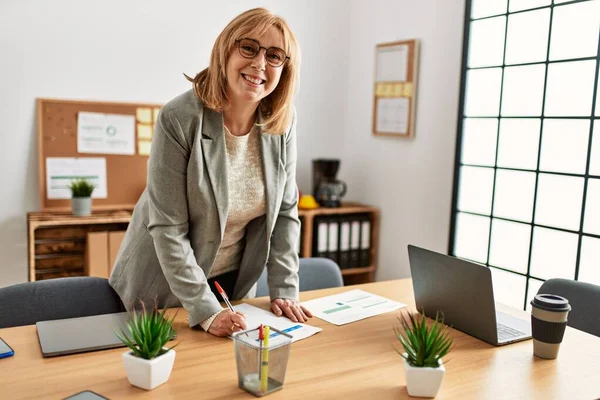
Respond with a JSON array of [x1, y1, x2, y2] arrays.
[[215, 281, 248, 336], [258, 324, 264, 392]]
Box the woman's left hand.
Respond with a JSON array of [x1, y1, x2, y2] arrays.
[[271, 298, 313, 323]]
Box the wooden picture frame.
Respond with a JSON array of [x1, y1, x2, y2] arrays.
[[372, 39, 419, 138]]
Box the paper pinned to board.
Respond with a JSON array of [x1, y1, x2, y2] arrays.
[[77, 112, 135, 155], [138, 141, 152, 156], [46, 157, 108, 199], [136, 108, 153, 124], [301, 289, 406, 326], [137, 124, 153, 140]]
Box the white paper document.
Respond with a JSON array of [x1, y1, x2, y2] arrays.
[[301, 289, 406, 326], [77, 112, 135, 155], [232, 303, 322, 344], [377, 44, 408, 82], [46, 157, 107, 199], [376, 97, 409, 134]]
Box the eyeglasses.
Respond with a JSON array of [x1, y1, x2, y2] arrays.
[[235, 38, 289, 68]]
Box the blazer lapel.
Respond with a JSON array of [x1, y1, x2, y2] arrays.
[[201, 108, 229, 239], [261, 130, 281, 238]]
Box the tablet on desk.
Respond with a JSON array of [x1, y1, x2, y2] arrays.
[[0, 337, 15, 359], [36, 312, 131, 357], [63, 390, 109, 400]]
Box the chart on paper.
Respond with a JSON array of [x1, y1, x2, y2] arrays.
[[302, 289, 406, 325], [232, 303, 321, 345], [45, 157, 108, 199]]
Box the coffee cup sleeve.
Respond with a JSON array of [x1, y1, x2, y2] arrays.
[[531, 316, 567, 344]]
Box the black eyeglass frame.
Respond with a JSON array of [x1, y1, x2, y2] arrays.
[[235, 38, 290, 68]]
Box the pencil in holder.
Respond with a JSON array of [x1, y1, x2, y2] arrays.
[[232, 325, 293, 397]]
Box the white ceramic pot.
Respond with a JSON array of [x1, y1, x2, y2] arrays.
[[71, 197, 92, 216], [403, 357, 445, 398], [122, 348, 176, 390]]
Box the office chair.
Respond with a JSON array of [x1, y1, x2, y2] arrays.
[[0, 277, 124, 328], [537, 278, 600, 338], [256, 257, 344, 297]]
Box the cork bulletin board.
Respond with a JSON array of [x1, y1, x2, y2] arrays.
[[372, 39, 419, 138], [37, 98, 162, 210]]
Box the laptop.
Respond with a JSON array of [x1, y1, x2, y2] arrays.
[[36, 312, 131, 357], [407, 245, 531, 346]]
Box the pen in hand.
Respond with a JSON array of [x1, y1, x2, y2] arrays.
[[215, 281, 248, 336]]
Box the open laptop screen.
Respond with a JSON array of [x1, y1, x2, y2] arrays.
[[407, 245, 499, 344]]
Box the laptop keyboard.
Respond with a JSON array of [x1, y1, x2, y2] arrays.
[[497, 323, 525, 341]]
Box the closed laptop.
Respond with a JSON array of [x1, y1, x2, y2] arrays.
[[36, 312, 130, 357]]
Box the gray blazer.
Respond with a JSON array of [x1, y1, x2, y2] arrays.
[[109, 90, 300, 327]]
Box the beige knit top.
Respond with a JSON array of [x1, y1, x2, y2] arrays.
[[200, 123, 266, 330]]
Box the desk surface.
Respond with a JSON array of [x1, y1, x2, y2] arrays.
[[1, 279, 599, 399]]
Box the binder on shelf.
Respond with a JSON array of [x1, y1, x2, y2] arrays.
[[298, 203, 377, 285], [327, 217, 340, 265], [312, 216, 329, 258], [338, 216, 351, 269], [359, 214, 371, 267], [349, 218, 361, 268]]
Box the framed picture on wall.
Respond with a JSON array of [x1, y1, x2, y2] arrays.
[[372, 39, 419, 138]]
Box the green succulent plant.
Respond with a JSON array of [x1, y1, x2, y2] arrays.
[[68, 178, 95, 197], [116, 302, 178, 360], [394, 309, 453, 368]]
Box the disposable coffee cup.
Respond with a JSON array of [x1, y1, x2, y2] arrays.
[[530, 294, 571, 359]]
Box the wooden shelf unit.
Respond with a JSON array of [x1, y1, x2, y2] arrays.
[[298, 202, 379, 285], [27, 210, 132, 281], [27, 202, 379, 285]]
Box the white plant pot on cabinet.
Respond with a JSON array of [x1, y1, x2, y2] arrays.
[[404, 357, 445, 398], [71, 197, 92, 216], [122, 348, 176, 390]]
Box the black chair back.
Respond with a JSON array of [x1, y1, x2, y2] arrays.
[[256, 258, 343, 297], [0, 277, 124, 328], [538, 278, 600, 338]]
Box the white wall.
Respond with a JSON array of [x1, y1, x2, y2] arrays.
[[0, 0, 466, 287], [0, 0, 349, 286], [341, 0, 466, 280]]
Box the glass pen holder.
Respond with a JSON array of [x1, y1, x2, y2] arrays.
[[232, 326, 293, 397]]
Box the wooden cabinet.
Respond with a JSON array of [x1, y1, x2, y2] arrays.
[[27, 210, 131, 281], [28, 202, 379, 285], [298, 202, 379, 285]]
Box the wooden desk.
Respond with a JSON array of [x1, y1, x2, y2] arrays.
[[1, 280, 599, 399]]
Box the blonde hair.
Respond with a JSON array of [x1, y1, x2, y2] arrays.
[[186, 8, 300, 134]]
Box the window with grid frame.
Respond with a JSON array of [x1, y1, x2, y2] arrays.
[[449, 0, 600, 311]]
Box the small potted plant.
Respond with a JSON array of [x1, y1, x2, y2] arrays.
[[68, 178, 95, 216], [394, 310, 453, 398], [116, 302, 178, 390]]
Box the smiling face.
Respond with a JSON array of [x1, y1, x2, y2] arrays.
[[225, 26, 285, 106]]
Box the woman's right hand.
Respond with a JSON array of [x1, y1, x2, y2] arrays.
[[208, 310, 247, 337]]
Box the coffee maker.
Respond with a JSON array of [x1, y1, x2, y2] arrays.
[[312, 159, 347, 207]]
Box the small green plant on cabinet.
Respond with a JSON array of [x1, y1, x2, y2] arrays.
[[116, 301, 178, 360], [68, 178, 95, 198], [394, 309, 453, 368]]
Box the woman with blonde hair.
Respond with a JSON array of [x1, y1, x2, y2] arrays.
[[109, 7, 312, 337]]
